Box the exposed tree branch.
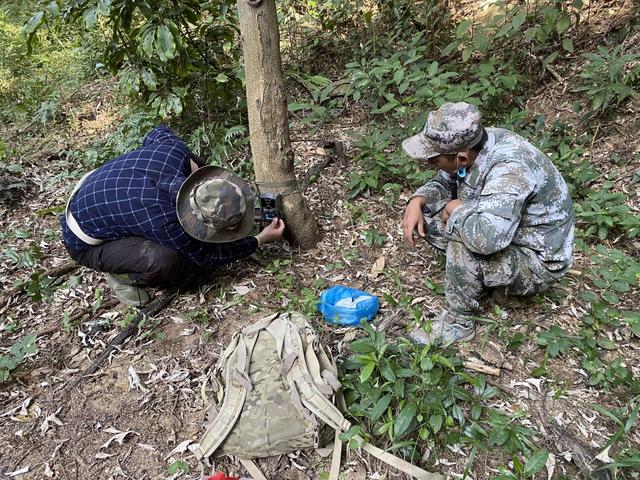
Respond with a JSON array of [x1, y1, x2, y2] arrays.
[[300, 140, 345, 193], [65, 288, 180, 392], [0, 261, 78, 309]]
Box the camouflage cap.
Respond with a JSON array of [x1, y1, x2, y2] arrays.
[[402, 102, 483, 159], [177, 166, 254, 243]]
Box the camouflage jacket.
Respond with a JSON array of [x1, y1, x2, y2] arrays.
[[413, 127, 575, 271]]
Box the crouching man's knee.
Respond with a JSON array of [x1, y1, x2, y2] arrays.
[[137, 242, 182, 286]]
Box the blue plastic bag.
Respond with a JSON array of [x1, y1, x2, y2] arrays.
[[317, 285, 379, 326]]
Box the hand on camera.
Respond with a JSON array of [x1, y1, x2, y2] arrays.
[[256, 218, 285, 245]]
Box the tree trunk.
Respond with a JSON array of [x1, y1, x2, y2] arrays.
[[236, 0, 319, 248]]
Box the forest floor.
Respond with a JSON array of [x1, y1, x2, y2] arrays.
[[1, 5, 640, 480]]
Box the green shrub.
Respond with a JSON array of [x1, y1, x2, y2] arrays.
[[576, 182, 640, 240], [574, 45, 640, 115], [0, 335, 37, 383], [340, 324, 541, 472]]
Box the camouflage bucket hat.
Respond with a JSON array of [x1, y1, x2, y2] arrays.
[[402, 102, 483, 159], [177, 166, 254, 243]]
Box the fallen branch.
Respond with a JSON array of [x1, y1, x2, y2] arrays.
[[0, 260, 78, 308], [41, 260, 79, 279], [464, 360, 501, 377], [0, 298, 120, 348], [300, 140, 345, 193], [65, 288, 179, 391]]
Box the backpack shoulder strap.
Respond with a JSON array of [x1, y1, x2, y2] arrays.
[[282, 320, 350, 432], [196, 333, 258, 459], [238, 458, 268, 480], [358, 437, 446, 480]]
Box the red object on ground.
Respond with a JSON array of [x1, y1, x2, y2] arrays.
[[205, 473, 239, 480]]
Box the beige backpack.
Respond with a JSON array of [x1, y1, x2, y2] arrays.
[[196, 312, 444, 480]]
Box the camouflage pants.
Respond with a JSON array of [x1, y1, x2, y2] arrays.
[[443, 240, 560, 319], [422, 212, 561, 321]]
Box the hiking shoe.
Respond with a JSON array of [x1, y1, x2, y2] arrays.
[[106, 273, 151, 306], [408, 310, 475, 345]]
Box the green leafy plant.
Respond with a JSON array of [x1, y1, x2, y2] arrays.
[[535, 247, 639, 391], [287, 73, 344, 130], [3, 245, 40, 269], [25, 0, 244, 119], [360, 229, 386, 247], [443, 0, 583, 73], [0, 334, 38, 383], [347, 128, 432, 198], [535, 325, 569, 357], [1, 2, 96, 126], [575, 182, 640, 240], [0, 137, 27, 201], [167, 459, 190, 475], [3, 244, 65, 301], [340, 324, 540, 470], [590, 398, 640, 477], [187, 122, 250, 173], [574, 45, 640, 114]]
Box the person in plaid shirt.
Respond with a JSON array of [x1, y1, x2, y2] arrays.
[[61, 125, 285, 305]]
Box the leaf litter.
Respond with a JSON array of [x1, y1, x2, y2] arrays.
[[1, 24, 640, 480]]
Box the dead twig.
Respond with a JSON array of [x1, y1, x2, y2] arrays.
[[65, 284, 185, 392], [300, 140, 345, 193], [464, 360, 501, 377], [0, 260, 78, 308]]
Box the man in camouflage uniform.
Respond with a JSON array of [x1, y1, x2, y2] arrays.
[[401, 102, 574, 344], [61, 125, 284, 306]]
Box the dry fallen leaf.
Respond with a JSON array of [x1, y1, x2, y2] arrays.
[[100, 426, 139, 450], [345, 464, 367, 480], [165, 439, 193, 459], [232, 284, 253, 296], [44, 463, 55, 477], [546, 452, 556, 480], [369, 255, 385, 278], [411, 296, 428, 306], [40, 406, 64, 433], [475, 340, 504, 366], [127, 366, 149, 393], [595, 445, 613, 463], [1, 397, 32, 418], [138, 443, 157, 452]]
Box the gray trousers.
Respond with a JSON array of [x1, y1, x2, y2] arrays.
[[444, 240, 560, 319], [423, 215, 562, 320]]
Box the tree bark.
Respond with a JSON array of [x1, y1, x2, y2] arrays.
[[236, 0, 319, 248]]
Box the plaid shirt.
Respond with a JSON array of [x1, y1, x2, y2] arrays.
[[60, 125, 258, 267]]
